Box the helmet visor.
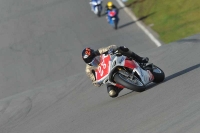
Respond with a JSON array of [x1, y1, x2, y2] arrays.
[[88, 56, 100, 67]]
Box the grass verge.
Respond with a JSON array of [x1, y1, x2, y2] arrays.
[[125, 0, 200, 43]]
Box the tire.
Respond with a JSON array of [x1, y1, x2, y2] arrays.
[[114, 73, 145, 92], [146, 65, 165, 83], [97, 6, 101, 17], [97, 12, 101, 17], [114, 20, 118, 30], [97, 11, 101, 17]]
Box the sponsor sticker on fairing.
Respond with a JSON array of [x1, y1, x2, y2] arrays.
[[119, 56, 125, 64]]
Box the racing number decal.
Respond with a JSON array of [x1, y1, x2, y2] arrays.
[[98, 56, 106, 76], [85, 48, 91, 55], [96, 55, 110, 80], [98, 63, 104, 76]]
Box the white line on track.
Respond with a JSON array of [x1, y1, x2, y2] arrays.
[[116, 0, 162, 47]]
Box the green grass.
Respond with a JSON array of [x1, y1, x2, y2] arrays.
[[125, 0, 200, 43]]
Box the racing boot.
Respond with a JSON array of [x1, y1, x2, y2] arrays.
[[122, 50, 149, 63], [117, 46, 149, 63]]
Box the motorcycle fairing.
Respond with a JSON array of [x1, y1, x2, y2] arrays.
[[95, 54, 153, 87], [123, 59, 153, 84], [95, 55, 125, 88], [108, 11, 116, 17], [124, 59, 137, 69]]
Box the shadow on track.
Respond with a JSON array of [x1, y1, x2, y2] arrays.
[[146, 63, 200, 90], [117, 91, 134, 98], [164, 63, 200, 82], [137, 12, 156, 21], [177, 39, 200, 43], [125, 0, 146, 8], [100, 5, 155, 29], [118, 21, 135, 29], [118, 12, 155, 29]]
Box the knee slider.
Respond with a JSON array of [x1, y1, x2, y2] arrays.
[[107, 85, 120, 98], [109, 90, 117, 97]]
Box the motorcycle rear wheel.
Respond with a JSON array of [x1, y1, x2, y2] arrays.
[[114, 73, 145, 92], [97, 11, 101, 17], [114, 20, 118, 29]]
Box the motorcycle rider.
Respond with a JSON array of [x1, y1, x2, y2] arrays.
[[89, 0, 102, 12], [105, 1, 119, 22], [82, 45, 149, 98]]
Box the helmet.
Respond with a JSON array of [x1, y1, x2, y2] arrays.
[[107, 2, 113, 10], [82, 48, 100, 67]]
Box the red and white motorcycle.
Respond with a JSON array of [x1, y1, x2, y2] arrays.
[[94, 50, 165, 92]]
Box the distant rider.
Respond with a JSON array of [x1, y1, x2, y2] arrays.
[[105, 1, 119, 22], [81, 45, 149, 98]]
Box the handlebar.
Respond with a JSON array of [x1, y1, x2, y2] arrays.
[[107, 49, 123, 57]]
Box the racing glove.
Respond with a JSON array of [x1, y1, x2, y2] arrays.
[[141, 57, 149, 63], [117, 46, 129, 53]]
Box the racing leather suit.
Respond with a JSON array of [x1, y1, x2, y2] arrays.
[[85, 45, 117, 86], [105, 5, 119, 22]]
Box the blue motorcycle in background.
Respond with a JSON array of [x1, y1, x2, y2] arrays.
[[107, 9, 119, 29]]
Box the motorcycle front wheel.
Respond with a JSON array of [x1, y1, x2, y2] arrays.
[[113, 19, 118, 29], [145, 65, 165, 83], [114, 72, 145, 92], [152, 65, 165, 83]]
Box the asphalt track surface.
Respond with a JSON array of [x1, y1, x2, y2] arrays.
[[0, 0, 200, 133]]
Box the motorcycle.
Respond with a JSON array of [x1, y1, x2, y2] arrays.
[[89, 0, 103, 17], [94, 50, 165, 92], [107, 9, 119, 29]]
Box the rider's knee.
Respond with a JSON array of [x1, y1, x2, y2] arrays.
[[109, 90, 118, 98], [107, 85, 121, 98]]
